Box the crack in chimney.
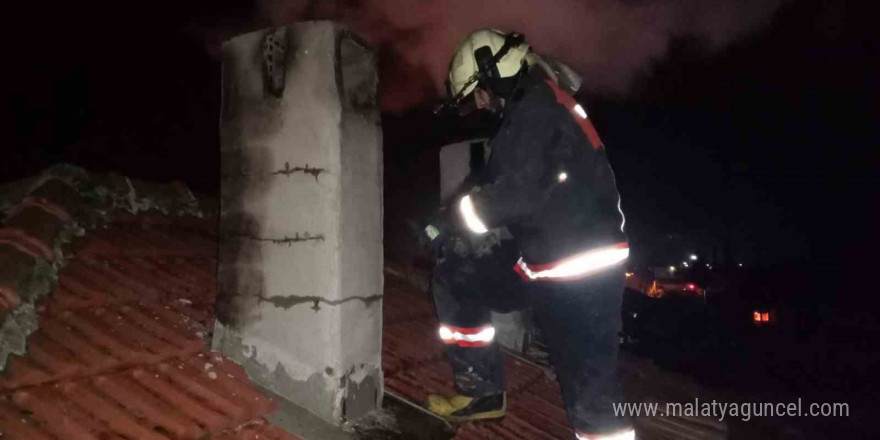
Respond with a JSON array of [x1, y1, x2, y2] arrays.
[[259, 293, 383, 311], [270, 162, 326, 181], [227, 232, 325, 245]]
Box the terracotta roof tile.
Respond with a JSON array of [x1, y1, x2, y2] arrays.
[[214, 419, 304, 440], [0, 218, 293, 440], [17, 197, 73, 223], [1, 302, 204, 389], [0, 399, 61, 440], [0, 205, 66, 261], [47, 254, 215, 326], [1, 353, 278, 440], [0, 228, 55, 262], [8, 205, 584, 440], [78, 224, 217, 258]]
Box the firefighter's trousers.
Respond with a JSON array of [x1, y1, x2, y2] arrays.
[[431, 242, 630, 434]]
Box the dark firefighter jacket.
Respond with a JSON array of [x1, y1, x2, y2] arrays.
[[466, 69, 628, 267]]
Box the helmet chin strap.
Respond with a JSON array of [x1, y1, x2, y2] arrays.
[[491, 33, 526, 65], [434, 73, 481, 115]]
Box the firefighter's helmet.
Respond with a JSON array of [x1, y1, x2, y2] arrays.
[[447, 29, 531, 99]]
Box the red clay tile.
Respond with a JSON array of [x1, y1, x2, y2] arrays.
[[27, 387, 120, 440], [0, 228, 54, 261], [48, 253, 216, 327], [77, 225, 216, 259], [12, 386, 115, 440], [214, 419, 304, 440], [129, 257, 204, 296], [1, 303, 205, 389], [3, 205, 67, 260], [0, 286, 21, 312], [51, 278, 105, 310], [156, 362, 249, 421], [22, 333, 83, 378], [0, 399, 58, 440], [61, 380, 172, 440], [93, 374, 205, 440], [2, 353, 281, 440], [18, 197, 73, 223], [27, 178, 84, 217], [1, 357, 53, 388], [80, 256, 168, 301], [61, 309, 159, 364], [116, 303, 205, 352], [0, 213, 298, 440], [60, 261, 154, 304], [37, 316, 120, 372], [130, 366, 230, 433], [182, 355, 276, 416]]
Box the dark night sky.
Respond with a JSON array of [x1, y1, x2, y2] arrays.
[[2, 1, 877, 302]]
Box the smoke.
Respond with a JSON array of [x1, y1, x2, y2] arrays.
[[256, 0, 785, 110]]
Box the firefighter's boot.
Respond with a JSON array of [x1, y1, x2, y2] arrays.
[[425, 392, 506, 421]]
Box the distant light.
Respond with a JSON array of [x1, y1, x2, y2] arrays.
[[753, 311, 761, 323], [573, 104, 587, 119], [558, 172, 568, 183], [686, 283, 696, 291], [689, 254, 698, 261], [762, 312, 770, 322], [682, 262, 689, 268], [669, 266, 676, 272], [706, 264, 711, 268], [738, 263, 743, 267], [625, 272, 633, 278]]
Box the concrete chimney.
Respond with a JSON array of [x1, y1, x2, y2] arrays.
[[213, 21, 383, 425]]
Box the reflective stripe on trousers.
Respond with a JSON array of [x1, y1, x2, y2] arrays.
[[439, 324, 495, 347], [576, 429, 635, 440]]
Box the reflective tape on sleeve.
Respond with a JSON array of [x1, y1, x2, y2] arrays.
[[515, 242, 629, 281], [459, 195, 489, 234], [439, 324, 495, 347]]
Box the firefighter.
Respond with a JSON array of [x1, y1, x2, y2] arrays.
[[424, 29, 635, 440]]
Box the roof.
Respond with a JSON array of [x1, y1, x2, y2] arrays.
[[0, 167, 727, 440], [0, 165, 210, 371], [0, 168, 300, 440]]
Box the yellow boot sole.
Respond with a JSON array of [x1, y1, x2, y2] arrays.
[[426, 393, 507, 421], [448, 407, 506, 422]]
